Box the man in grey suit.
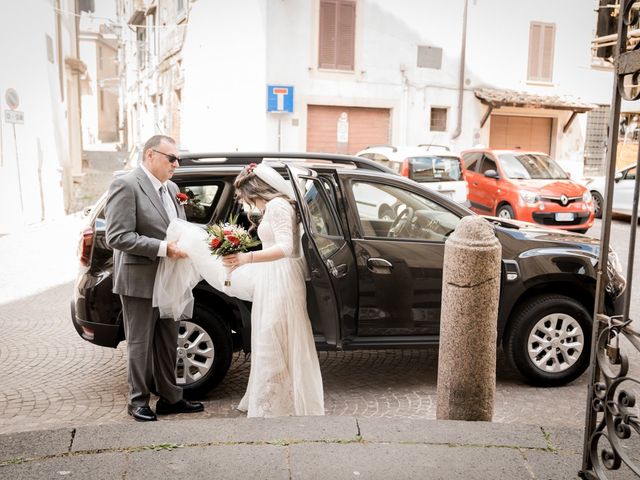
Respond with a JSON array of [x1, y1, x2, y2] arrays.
[[105, 135, 204, 421]]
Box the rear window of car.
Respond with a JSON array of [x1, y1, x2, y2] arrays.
[[177, 182, 223, 223], [409, 156, 462, 182]]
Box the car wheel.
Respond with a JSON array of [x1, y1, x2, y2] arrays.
[[496, 204, 515, 219], [176, 303, 233, 399], [592, 191, 603, 219], [503, 294, 591, 387]]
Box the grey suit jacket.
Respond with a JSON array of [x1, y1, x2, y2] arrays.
[[105, 167, 186, 299]]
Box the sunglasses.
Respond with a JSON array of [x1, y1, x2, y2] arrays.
[[151, 149, 180, 164]]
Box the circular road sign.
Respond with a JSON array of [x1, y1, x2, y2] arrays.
[[5, 88, 19, 110]]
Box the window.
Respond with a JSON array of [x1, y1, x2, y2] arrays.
[[480, 155, 497, 175], [430, 107, 447, 132], [528, 22, 555, 83], [301, 178, 343, 259], [351, 181, 460, 242], [178, 183, 221, 223], [78, 0, 95, 13], [136, 27, 146, 70], [318, 0, 356, 71], [462, 152, 482, 171]]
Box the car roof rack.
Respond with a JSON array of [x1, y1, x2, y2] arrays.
[[417, 143, 451, 151], [177, 152, 394, 173], [363, 144, 397, 152]]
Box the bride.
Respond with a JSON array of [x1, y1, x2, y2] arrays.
[[153, 163, 325, 418]]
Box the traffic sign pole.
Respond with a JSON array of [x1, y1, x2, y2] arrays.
[[12, 123, 24, 216]]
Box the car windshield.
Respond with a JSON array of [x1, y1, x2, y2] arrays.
[[499, 153, 568, 180], [409, 156, 462, 182]]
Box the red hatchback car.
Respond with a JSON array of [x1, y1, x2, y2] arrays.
[[461, 149, 595, 233]]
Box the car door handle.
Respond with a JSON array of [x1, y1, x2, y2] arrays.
[[367, 257, 393, 274]]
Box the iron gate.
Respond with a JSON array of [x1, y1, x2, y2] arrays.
[[581, 1, 640, 478]]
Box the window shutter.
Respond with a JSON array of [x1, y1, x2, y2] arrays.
[[527, 23, 542, 81], [336, 2, 355, 70], [540, 24, 555, 82], [319, 1, 337, 69], [527, 22, 554, 82]]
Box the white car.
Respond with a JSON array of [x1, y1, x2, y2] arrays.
[[356, 145, 469, 205], [584, 165, 637, 218]]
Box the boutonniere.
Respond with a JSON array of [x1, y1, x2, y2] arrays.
[[176, 192, 189, 206]]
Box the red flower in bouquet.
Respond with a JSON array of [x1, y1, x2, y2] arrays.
[[207, 215, 261, 287], [206, 215, 261, 257], [176, 192, 189, 205]]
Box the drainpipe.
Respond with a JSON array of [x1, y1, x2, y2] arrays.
[[451, 0, 469, 140]]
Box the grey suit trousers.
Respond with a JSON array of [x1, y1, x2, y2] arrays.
[[120, 295, 183, 407]]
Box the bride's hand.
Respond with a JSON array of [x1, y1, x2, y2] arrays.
[[222, 252, 249, 270]]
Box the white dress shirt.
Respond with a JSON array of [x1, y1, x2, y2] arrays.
[[140, 164, 171, 257]]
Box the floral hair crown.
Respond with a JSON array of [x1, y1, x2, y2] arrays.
[[246, 163, 258, 174]]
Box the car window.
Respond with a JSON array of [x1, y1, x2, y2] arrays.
[[463, 152, 482, 171], [409, 155, 463, 182], [480, 155, 497, 174], [498, 153, 568, 180], [178, 183, 221, 223], [351, 181, 461, 242], [300, 177, 343, 259]]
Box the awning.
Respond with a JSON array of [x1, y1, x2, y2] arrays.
[[474, 88, 597, 132], [127, 9, 145, 26]]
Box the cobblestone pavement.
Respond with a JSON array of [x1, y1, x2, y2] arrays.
[[0, 216, 638, 435]]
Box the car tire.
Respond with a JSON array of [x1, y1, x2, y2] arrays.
[[177, 303, 233, 399], [503, 294, 592, 387], [591, 191, 603, 219], [496, 204, 515, 220]]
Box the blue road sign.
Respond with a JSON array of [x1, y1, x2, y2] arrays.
[[267, 85, 294, 113]]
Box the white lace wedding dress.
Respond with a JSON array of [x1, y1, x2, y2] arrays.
[[153, 197, 325, 417]]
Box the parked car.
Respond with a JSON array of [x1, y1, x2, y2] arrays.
[[461, 149, 595, 234], [356, 145, 468, 204], [71, 152, 626, 397], [583, 165, 637, 218]]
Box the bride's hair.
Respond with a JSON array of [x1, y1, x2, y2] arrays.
[[234, 165, 300, 225]]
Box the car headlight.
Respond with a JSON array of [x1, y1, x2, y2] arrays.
[[583, 191, 592, 203], [519, 190, 540, 205]]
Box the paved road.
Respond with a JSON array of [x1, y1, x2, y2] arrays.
[[0, 216, 638, 435]]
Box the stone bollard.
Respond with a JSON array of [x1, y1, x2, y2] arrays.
[[436, 215, 502, 421]]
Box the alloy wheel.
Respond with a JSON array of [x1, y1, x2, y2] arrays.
[[527, 313, 584, 373], [175, 320, 215, 385]]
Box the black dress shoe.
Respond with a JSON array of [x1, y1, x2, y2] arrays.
[[127, 405, 157, 422], [156, 398, 204, 415]]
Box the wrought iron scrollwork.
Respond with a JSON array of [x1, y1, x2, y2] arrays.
[[583, 316, 640, 479]]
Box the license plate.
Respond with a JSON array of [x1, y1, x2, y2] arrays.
[[555, 212, 575, 222]]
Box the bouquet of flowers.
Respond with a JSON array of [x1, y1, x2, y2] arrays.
[[206, 215, 260, 286]]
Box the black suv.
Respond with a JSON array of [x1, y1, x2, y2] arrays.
[[71, 153, 626, 397]]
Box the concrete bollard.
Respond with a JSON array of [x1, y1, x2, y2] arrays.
[[436, 215, 502, 421]]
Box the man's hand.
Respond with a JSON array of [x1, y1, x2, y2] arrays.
[[167, 240, 188, 259]]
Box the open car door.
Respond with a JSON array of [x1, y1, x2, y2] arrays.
[[286, 165, 358, 348]]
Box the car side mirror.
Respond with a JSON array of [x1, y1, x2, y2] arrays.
[[484, 169, 499, 179], [615, 171, 624, 182]]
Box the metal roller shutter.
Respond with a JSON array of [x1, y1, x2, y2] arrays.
[[489, 115, 552, 154], [307, 105, 390, 154]]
